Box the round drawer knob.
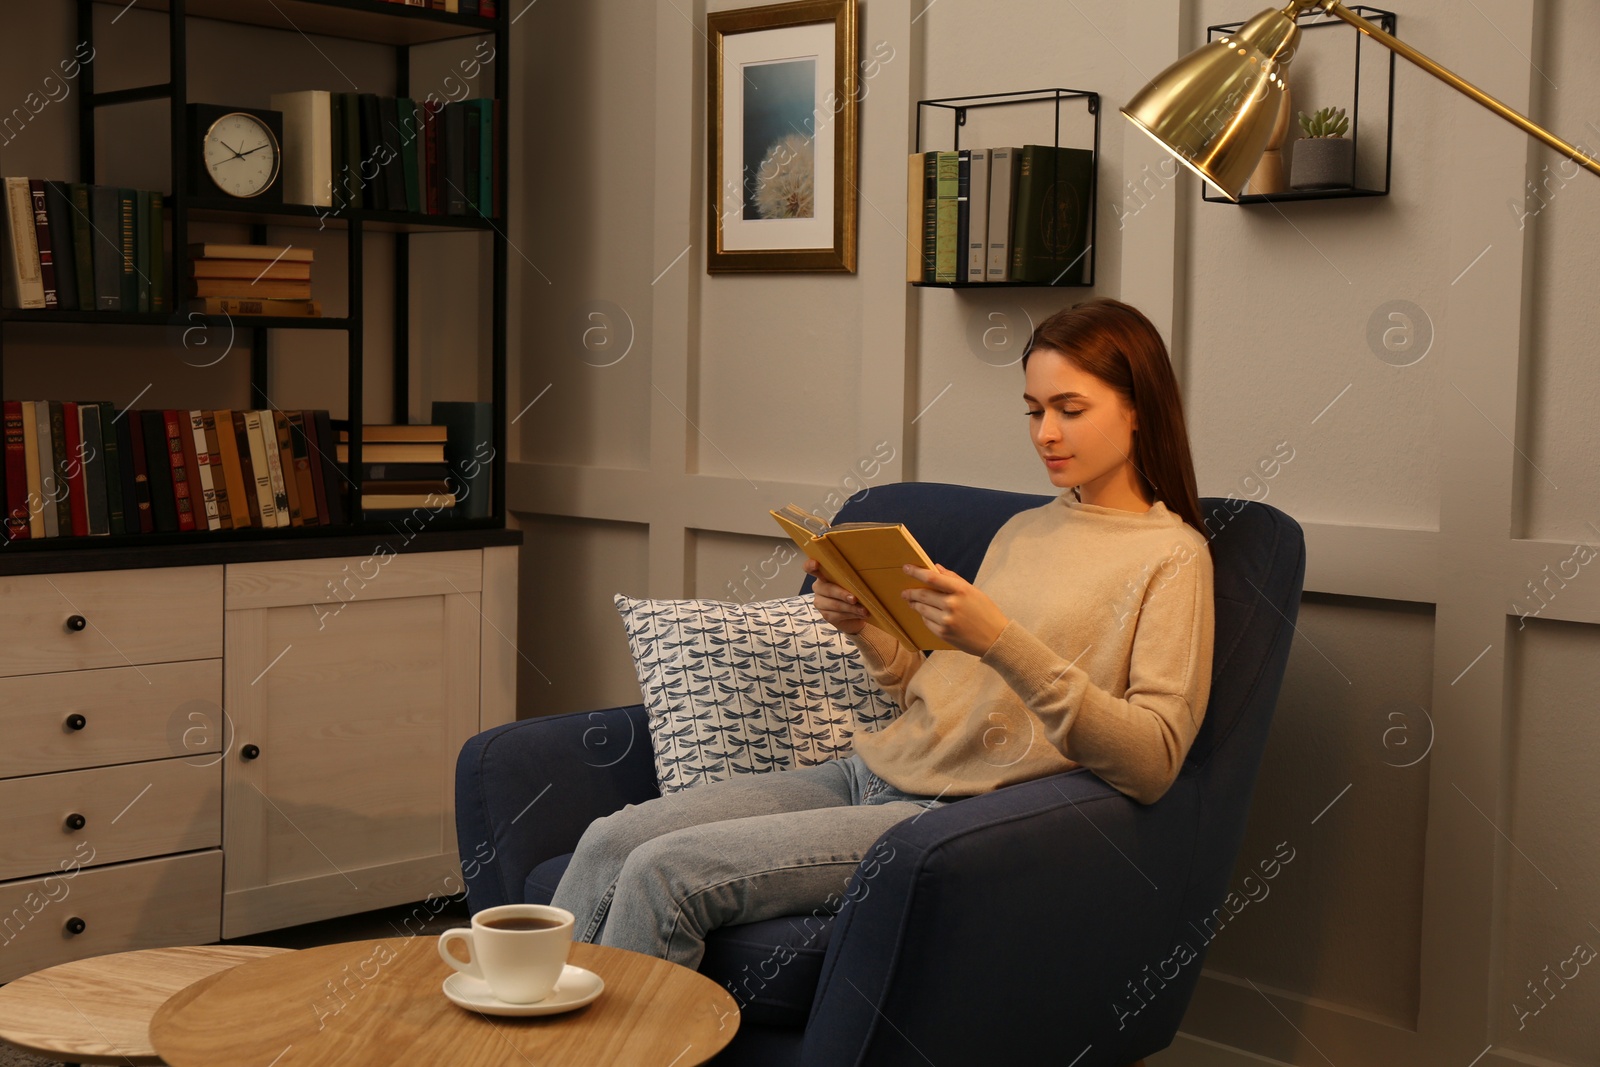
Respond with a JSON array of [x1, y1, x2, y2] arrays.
[[241, 744, 261, 761], [64, 917, 87, 936], [65, 615, 88, 632], [65, 813, 87, 831], [65, 713, 88, 731]]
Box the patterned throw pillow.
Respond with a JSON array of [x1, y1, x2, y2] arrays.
[[613, 594, 901, 795]]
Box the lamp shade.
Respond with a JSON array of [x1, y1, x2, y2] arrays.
[[1120, 5, 1302, 201]]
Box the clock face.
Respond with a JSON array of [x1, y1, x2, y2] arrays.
[[202, 112, 280, 198]]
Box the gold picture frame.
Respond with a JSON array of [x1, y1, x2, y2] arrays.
[[707, 0, 858, 273]]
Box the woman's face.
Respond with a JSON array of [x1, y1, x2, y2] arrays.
[[1022, 346, 1147, 508]]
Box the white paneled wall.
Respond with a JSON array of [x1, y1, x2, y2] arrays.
[[505, 1, 1600, 1063]]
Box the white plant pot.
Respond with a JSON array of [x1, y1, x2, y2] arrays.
[[1290, 137, 1355, 190]]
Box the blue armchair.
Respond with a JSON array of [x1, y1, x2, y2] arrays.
[[455, 481, 1306, 1065]]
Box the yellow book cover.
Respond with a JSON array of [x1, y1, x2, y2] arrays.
[[770, 503, 956, 654]]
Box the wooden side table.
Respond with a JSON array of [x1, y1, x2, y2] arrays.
[[149, 937, 741, 1066], [0, 944, 290, 1065]]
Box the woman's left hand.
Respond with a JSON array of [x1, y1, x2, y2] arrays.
[[900, 563, 1010, 657]]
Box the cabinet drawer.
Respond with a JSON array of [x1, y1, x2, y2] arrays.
[[0, 567, 223, 677], [0, 660, 223, 778], [0, 759, 220, 882], [0, 850, 221, 984]]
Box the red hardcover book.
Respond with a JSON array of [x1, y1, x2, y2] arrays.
[[61, 401, 89, 537], [2, 401, 29, 540], [286, 410, 320, 526], [178, 412, 209, 530], [230, 410, 262, 529], [126, 411, 155, 534], [27, 180, 59, 309], [161, 409, 198, 532], [423, 100, 442, 215], [481, 1, 497, 18]]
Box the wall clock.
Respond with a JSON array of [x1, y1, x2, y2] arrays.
[[188, 104, 284, 205]]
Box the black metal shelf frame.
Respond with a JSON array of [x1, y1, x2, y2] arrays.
[[912, 88, 1101, 289], [1202, 5, 1397, 205], [0, 0, 510, 553]]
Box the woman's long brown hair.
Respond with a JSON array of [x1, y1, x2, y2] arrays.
[[1022, 297, 1209, 544]]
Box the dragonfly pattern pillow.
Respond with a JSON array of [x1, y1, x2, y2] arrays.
[[613, 593, 901, 795]]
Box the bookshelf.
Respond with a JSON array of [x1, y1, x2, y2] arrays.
[[912, 88, 1100, 289], [0, 0, 515, 567]]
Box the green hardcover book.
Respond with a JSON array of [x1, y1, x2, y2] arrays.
[[398, 97, 422, 214], [134, 191, 151, 313], [933, 151, 960, 284], [472, 98, 493, 217], [97, 400, 124, 535], [339, 92, 364, 209], [1008, 145, 1094, 285], [147, 192, 164, 312], [117, 188, 137, 312], [69, 183, 95, 310]]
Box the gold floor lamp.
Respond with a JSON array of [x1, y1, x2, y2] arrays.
[[1120, 0, 1600, 202]]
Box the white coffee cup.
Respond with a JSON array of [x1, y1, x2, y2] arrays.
[[438, 904, 575, 1004]]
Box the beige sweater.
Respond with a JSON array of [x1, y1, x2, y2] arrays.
[[845, 492, 1215, 805]]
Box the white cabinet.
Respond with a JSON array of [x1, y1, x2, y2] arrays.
[[0, 545, 517, 978]]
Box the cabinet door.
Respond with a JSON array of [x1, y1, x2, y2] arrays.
[[222, 550, 482, 938]]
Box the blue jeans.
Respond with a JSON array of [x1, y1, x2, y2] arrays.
[[547, 753, 957, 969]]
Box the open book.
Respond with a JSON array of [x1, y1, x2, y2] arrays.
[[771, 504, 956, 654]]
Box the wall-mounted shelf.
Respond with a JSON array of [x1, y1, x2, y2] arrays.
[[912, 88, 1099, 288], [1204, 5, 1396, 204]]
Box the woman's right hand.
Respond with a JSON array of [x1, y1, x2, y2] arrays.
[[805, 558, 873, 634]]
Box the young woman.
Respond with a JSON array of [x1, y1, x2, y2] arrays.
[[549, 296, 1215, 971]]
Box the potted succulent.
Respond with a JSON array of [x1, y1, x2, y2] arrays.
[[1290, 105, 1354, 190]]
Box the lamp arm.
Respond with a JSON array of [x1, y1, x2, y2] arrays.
[[1299, 0, 1600, 177]]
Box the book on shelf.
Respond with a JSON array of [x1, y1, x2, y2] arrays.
[[0, 405, 351, 541], [42, 181, 78, 311], [769, 503, 955, 655], [1009, 145, 1094, 284], [27, 180, 59, 309], [966, 148, 989, 283], [190, 298, 324, 318], [270, 90, 334, 208], [3, 177, 46, 309]]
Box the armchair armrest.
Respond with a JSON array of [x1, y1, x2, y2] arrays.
[[802, 768, 1203, 1066], [455, 704, 661, 913]]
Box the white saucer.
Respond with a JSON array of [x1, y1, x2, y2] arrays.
[[442, 965, 604, 1017]]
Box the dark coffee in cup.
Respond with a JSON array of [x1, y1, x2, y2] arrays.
[[481, 916, 564, 932]]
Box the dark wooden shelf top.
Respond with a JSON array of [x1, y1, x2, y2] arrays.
[[0, 309, 353, 329], [98, 0, 500, 45], [1204, 186, 1390, 205], [0, 525, 521, 576]]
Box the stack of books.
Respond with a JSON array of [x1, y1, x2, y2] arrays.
[[1, 403, 348, 540], [188, 243, 318, 317], [1, 177, 165, 312], [336, 423, 456, 519], [270, 90, 501, 218], [905, 145, 1094, 285]]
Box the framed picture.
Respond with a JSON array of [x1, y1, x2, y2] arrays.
[[707, 0, 858, 273]]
